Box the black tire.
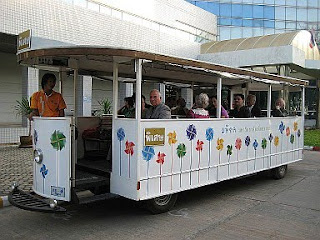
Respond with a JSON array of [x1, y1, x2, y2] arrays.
[[145, 194, 178, 214], [271, 165, 287, 179]]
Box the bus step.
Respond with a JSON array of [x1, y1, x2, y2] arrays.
[[77, 192, 119, 205], [75, 170, 110, 190]]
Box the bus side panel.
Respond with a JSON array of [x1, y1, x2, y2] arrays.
[[110, 119, 139, 200], [32, 117, 72, 201], [137, 117, 303, 200]]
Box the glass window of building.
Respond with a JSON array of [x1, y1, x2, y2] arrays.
[[307, 0, 318, 7], [264, 20, 275, 28], [207, 2, 220, 15], [264, 0, 275, 5], [220, 3, 232, 17], [297, 1, 307, 7], [286, 0, 297, 6], [264, 6, 275, 19], [232, 4, 243, 18], [297, 8, 307, 21], [219, 27, 231, 40], [286, 21, 296, 29], [253, 20, 263, 27], [253, 5, 264, 18], [297, 22, 307, 29], [243, 27, 253, 37], [286, 7, 296, 21], [243, 0, 253, 3], [308, 9, 317, 22], [232, 18, 243, 26], [264, 28, 275, 35], [231, 27, 242, 38], [243, 19, 253, 27], [253, 27, 264, 36], [275, 7, 285, 20], [219, 18, 232, 25], [243, 5, 253, 18], [276, 0, 286, 5], [275, 20, 285, 29]]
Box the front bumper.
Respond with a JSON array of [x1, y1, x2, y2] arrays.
[[8, 187, 66, 213]]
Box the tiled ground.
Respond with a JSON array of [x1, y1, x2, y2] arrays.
[[0, 145, 33, 196]]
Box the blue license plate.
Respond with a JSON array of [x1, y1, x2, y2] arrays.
[[51, 186, 65, 197]]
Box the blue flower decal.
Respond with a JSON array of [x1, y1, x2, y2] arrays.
[[186, 124, 197, 141], [142, 146, 155, 161], [279, 121, 285, 134], [268, 133, 273, 142], [40, 164, 48, 179], [253, 139, 258, 150], [245, 136, 251, 147], [117, 128, 125, 141], [206, 127, 214, 141]]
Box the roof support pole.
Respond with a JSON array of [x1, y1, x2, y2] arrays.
[[302, 86, 305, 135], [135, 59, 142, 121], [72, 63, 78, 188], [112, 61, 119, 120], [217, 77, 222, 118], [191, 82, 194, 108], [267, 84, 272, 117]]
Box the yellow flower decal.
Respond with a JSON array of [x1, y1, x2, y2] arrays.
[[293, 122, 298, 132], [168, 131, 177, 145], [274, 136, 279, 147], [216, 138, 224, 151]]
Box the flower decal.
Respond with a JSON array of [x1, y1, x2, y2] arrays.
[[297, 129, 301, 138], [117, 128, 125, 141], [286, 127, 290, 137], [177, 143, 187, 158], [168, 131, 177, 145], [235, 138, 242, 150], [216, 138, 224, 151], [196, 140, 204, 152], [186, 124, 197, 141], [261, 138, 267, 150], [156, 152, 166, 165], [245, 136, 251, 147], [268, 133, 273, 142], [253, 139, 258, 150], [142, 146, 155, 161], [274, 136, 279, 147], [205, 128, 214, 141], [40, 164, 48, 179], [227, 145, 233, 156], [34, 129, 38, 146], [293, 122, 298, 132], [290, 134, 294, 144], [124, 140, 135, 156], [279, 121, 285, 134], [50, 130, 66, 151]]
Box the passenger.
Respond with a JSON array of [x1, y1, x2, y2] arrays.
[[272, 98, 288, 117], [117, 96, 135, 118], [229, 94, 251, 118], [187, 93, 209, 118], [171, 97, 189, 116], [246, 94, 261, 117], [29, 73, 66, 120], [207, 96, 229, 118], [145, 89, 171, 119], [141, 95, 147, 119], [165, 96, 176, 110]]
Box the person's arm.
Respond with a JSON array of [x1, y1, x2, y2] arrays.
[[29, 109, 39, 121], [158, 105, 171, 119], [58, 94, 67, 117], [221, 106, 229, 118], [59, 109, 65, 117]]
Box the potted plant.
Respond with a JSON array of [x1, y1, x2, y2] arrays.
[[15, 97, 33, 148], [94, 98, 112, 116]]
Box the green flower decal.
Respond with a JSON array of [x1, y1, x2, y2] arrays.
[[227, 145, 233, 156], [50, 130, 66, 151], [261, 138, 267, 149], [177, 143, 186, 158], [290, 134, 294, 144]]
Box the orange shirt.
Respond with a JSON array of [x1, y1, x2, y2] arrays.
[[30, 90, 66, 117]]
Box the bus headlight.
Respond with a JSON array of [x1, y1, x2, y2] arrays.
[[34, 149, 43, 164]]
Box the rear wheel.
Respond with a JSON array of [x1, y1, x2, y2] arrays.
[[145, 194, 178, 214], [271, 165, 287, 179]]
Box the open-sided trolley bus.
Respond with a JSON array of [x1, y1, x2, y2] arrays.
[[9, 46, 308, 214]]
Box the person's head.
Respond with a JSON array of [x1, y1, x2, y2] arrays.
[[41, 73, 56, 91], [246, 94, 256, 107], [124, 97, 134, 108], [149, 89, 162, 107], [195, 93, 209, 109], [141, 95, 146, 109], [234, 94, 245, 108], [211, 96, 218, 108], [166, 96, 176, 109], [275, 98, 285, 109], [177, 97, 186, 108]]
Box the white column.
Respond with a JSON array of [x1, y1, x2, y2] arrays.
[[113, 62, 119, 119], [302, 86, 305, 132], [135, 59, 142, 120], [217, 77, 222, 118], [267, 84, 272, 117], [82, 76, 92, 116], [181, 87, 193, 109]]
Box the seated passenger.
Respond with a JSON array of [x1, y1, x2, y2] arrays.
[[229, 94, 251, 118], [246, 94, 261, 117], [272, 98, 288, 117], [207, 96, 229, 118], [118, 96, 135, 118], [145, 89, 171, 119], [171, 97, 189, 116], [187, 93, 209, 118]]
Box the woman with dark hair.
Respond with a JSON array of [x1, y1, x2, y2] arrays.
[[229, 94, 251, 118], [207, 96, 229, 118], [118, 96, 135, 118]]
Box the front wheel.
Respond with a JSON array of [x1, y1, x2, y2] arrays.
[[271, 165, 287, 179], [145, 194, 178, 214]]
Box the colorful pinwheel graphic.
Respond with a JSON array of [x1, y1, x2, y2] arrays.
[[261, 138, 267, 168], [227, 145, 233, 176], [168, 131, 177, 189], [235, 138, 242, 174], [117, 128, 126, 176], [186, 124, 197, 185], [177, 143, 186, 187], [245, 136, 251, 171], [142, 146, 155, 195], [253, 139, 258, 170], [124, 140, 135, 178], [286, 126, 291, 152], [50, 130, 66, 151], [206, 128, 214, 180], [156, 152, 166, 193], [216, 138, 224, 181], [290, 134, 294, 144], [293, 122, 298, 132], [274, 136, 280, 164], [279, 121, 285, 134], [196, 140, 204, 183], [297, 129, 301, 149], [40, 164, 48, 193], [268, 133, 273, 164]]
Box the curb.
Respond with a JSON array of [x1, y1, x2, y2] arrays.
[[0, 196, 10, 208]]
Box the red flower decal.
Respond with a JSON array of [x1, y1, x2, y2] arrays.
[[156, 152, 166, 165], [124, 140, 135, 156], [286, 127, 290, 136], [235, 138, 242, 150], [196, 140, 204, 152]]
